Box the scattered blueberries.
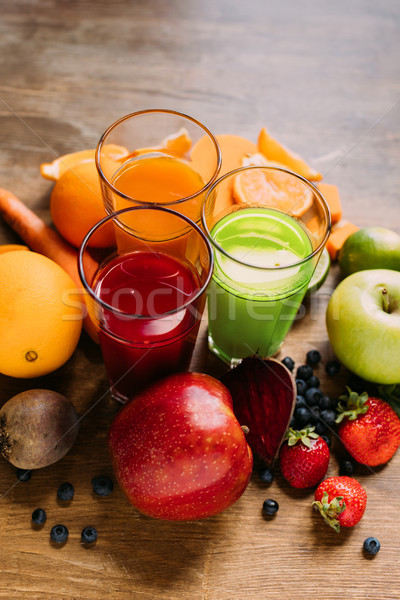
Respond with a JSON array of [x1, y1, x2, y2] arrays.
[[319, 395, 335, 411], [50, 524, 69, 544], [307, 375, 320, 389], [306, 349, 321, 367], [258, 465, 274, 484], [314, 421, 327, 436], [295, 395, 307, 409], [363, 537, 380, 556], [262, 499, 279, 516], [325, 360, 341, 376], [296, 379, 308, 396], [296, 364, 313, 381], [305, 387, 323, 406], [57, 482, 75, 501], [92, 476, 114, 496], [31, 508, 47, 525], [320, 434, 332, 448], [339, 459, 355, 476], [81, 526, 98, 544], [294, 406, 312, 428], [16, 469, 32, 482], [309, 405, 321, 421], [281, 356, 295, 372], [320, 409, 337, 428]]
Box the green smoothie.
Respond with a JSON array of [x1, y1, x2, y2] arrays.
[[207, 207, 314, 365]]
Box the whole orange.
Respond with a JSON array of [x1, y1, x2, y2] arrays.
[[50, 159, 114, 248], [0, 251, 82, 378]]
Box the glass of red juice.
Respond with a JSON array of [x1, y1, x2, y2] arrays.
[[78, 206, 213, 403]]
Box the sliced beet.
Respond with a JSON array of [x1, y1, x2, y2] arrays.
[[221, 357, 296, 465]]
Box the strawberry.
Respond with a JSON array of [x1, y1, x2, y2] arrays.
[[279, 427, 330, 488], [313, 476, 367, 532], [336, 388, 400, 466]]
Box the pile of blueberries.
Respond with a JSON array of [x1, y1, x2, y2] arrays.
[[17, 469, 114, 546], [282, 350, 341, 448]]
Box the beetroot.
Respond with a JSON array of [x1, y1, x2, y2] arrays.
[[221, 357, 296, 464]]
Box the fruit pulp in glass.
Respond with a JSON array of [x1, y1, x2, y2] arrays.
[[94, 250, 202, 402], [207, 207, 314, 365]]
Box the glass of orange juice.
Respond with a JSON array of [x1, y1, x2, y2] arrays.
[[95, 109, 221, 237]]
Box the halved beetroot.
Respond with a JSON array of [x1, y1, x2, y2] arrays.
[[221, 357, 296, 464]]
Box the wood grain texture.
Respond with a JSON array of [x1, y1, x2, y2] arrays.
[[1, 1, 400, 598]]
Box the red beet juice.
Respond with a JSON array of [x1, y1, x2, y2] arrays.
[[94, 250, 203, 402]]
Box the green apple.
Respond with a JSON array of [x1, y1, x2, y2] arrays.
[[326, 269, 400, 385], [338, 227, 400, 277]]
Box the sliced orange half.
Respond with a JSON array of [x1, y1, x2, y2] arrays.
[[233, 167, 313, 217], [258, 127, 322, 182], [121, 127, 192, 160], [40, 144, 129, 181]]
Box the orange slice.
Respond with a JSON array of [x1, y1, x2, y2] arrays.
[[122, 128, 192, 160], [0, 244, 29, 254], [241, 152, 288, 169], [258, 127, 322, 181], [40, 144, 129, 181], [233, 168, 313, 217]]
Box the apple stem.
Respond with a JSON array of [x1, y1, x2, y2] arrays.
[[382, 288, 389, 313], [241, 425, 250, 435]]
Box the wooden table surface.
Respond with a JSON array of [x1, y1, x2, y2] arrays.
[[1, 1, 400, 598]]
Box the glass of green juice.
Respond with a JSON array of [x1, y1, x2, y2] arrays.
[[201, 166, 331, 366]]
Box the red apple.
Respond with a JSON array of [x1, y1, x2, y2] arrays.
[[108, 372, 253, 520]]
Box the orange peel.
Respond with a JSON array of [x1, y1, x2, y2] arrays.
[[40, 144, 129, 181], [258, 127, 322, 182]]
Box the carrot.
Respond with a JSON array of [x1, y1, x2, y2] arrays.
[[0, 188, 99, 343], [318, 183, 342, 224], [326, 221, 360, 261]]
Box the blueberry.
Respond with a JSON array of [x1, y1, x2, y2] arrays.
[[320, 409, 337, 428], [16, 469, 32, 482], [32, 508, 47, 525], [281, 356, 295, 372], [319, 395, 334, 410], [306, 350, 321, 366], [309, 406, 321, 422], [296, 365, 313, 381], [305, 387, 323, 406], [57, 482, 74, 501], [294, 406, 312, 428], [50, 524, 69, 544], [262, 499, 279, 516], [339, 459, 355, 476], [92, 476, 114, 496], [307, 375, 320, 389], [258, 466, 274, 484], [296, 379, 308, 396], [320, 434, 331, 448], [363, 537, 380, 556], [325, 360, 341, 376], [289, 415, 297, 428], [81, 526, 98, 544], [295, 395, 307, 408], [314, 421, 327, 436]]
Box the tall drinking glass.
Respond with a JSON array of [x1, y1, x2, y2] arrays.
[[96, 109, 221, 234], [79, 206, 213, 403], [202, 166, 331, 366]]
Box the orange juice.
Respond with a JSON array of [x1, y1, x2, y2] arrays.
[[111, 154, 206, 224]]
